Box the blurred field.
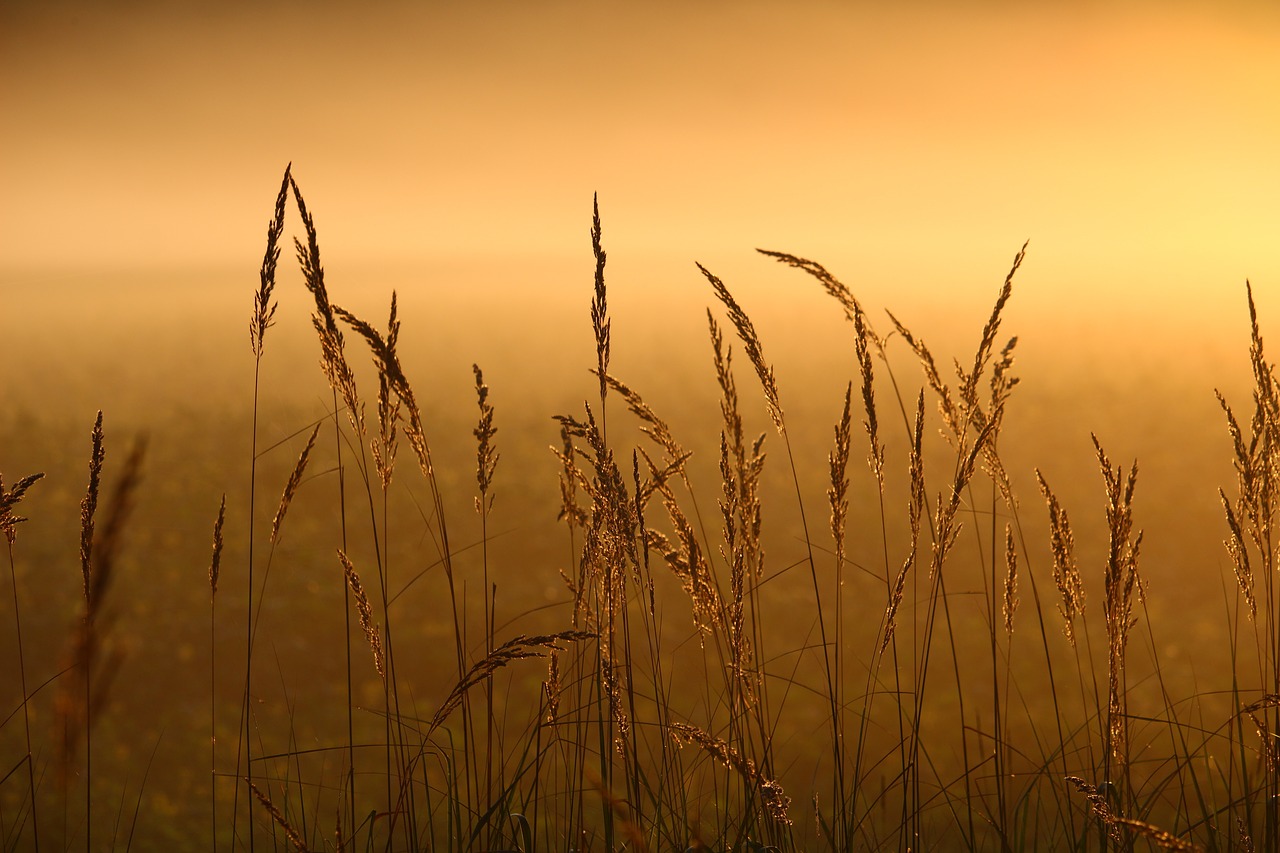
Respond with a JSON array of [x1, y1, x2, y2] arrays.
[[0, 247, 1270, 849]]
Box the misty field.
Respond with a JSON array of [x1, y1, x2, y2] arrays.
[[1, 167, 1276, 852]]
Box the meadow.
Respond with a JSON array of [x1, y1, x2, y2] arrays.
[[0, 166, 1275, 852]]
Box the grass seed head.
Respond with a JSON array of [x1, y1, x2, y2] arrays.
[[271, 422, 321, 545], [1003, 523, 1019, 634], [701, 263, 785, 436], [0, 471, 45, 545], [250, 164, 291, 357], [208, 493, 226, 598], [338, 550, 385, 682], [79, 411, 105, 602], [473, 363, 499, 509]]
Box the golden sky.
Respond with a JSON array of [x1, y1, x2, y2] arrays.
[[2, 0, 1279, 330]]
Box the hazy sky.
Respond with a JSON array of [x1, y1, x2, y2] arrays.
[[3, 0, 1277, 277]]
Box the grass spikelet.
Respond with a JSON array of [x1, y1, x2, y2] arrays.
[[1003, 522, 1018, 634], [1070, 774, 1206, 852], [1237, 693, 1280, 716], [717, 435, 751, 680], [316, 315, 365, 437], [670, 722, 792, 826], [908, 390, 926, 526], [853, 307, 884, 485], [882, 561, 913, 659], [270, 422, 321, 545], [429, 631, 596, 737], [88, 435, 145, 616], [828, 382, 853, 575], [1036, 469, 1085, 646], [1065, 776, 1122, 846], [645, 506, 722, 636], [635, 445, 693, 507], [991, 335, 1020, 412], [1240, 696, 1280, 774], [473, 363, 499, 511], [710, 308, 768, 705], [759, 247, 887, 479], [709, 310, 766, 582], [1220, 487, 1256, 619], [598, 371, 687, 465], [756, 249, 875, 343], [79, 410, 104, 601], [958, 241, 1026, 416], [0, 472, 44, 543], [337, 550, 385, 682], [333, 300, 436, 486], [882, 391, 925, 654], [601, 654, 629, 754], [544, 648, 562, 724], [1249, 711, 1278, 774], [699, 263, 785, 436], [292, 173, 365, 439], [209, 493, 226, 597], [1110, 818, 1205, 852], [1245, 280, 1279, 423], [591, 193, 610, 410], [932, 418, 997, 572], [373, 294, 401, 491], [289, 173, 332, 328], [708, 311, 736, 421], [250, 164, 290, 357], [554, 423, 588, 531], [886, 311, 962, 438], [247, 780, 311, 853], [1093, 434, 1143, 771], [1216, 390, 1250, 483], [756, 247, 891, 418], [979, 335, 1020, 511]]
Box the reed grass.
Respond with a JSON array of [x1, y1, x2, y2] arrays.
[[6, 167, 1280, 851]]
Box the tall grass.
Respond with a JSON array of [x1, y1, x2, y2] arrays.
[[1, 470, 44, 851], [4, 166, 1280, 851]]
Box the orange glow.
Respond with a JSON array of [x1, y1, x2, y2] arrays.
[[2, 2, 1277, 287]]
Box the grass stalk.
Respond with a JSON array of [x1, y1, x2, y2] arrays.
[[208, 495, 225, 853], [238, 163, 290, 851], [1, 471, 45, 851]]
